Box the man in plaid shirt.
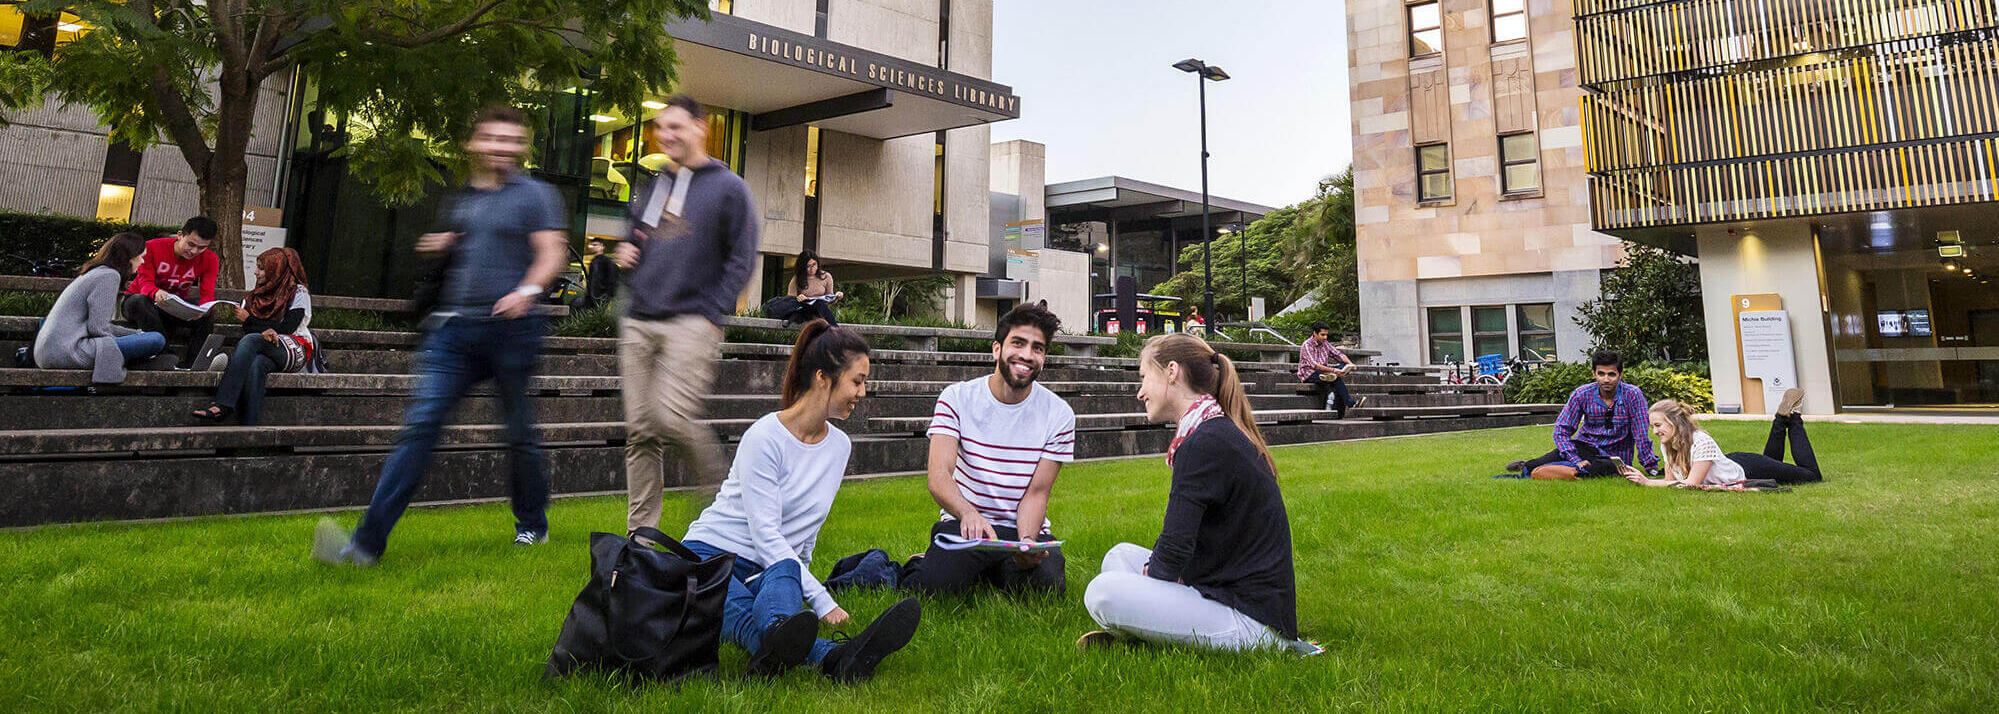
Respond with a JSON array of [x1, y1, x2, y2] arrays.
[[1506, 350, 1660, 480], [1297, 322, 1364, 419]]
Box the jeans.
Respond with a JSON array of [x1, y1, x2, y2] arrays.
[[1520, 441, 1630, 477], [213, 335, 288, 425], [352, 315, 547, 557], [114, 332, 167, 364], [1302, 373, 1352, 417], [795, 302, 837, 327], [899, 521, 1067, 595], [684, 540, 838, 664], [1083, 543, 1292, 652], [1726, 414, 1823, 484], [121, 293, 215, 365]]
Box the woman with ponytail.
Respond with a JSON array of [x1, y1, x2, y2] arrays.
[[1079, 333, 1317, 654], [1623, 389, 1824, 488], [193, 247, 322, 424], [677, 320, 923, 681]]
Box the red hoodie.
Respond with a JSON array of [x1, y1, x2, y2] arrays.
[[128, 236, 219, 302]]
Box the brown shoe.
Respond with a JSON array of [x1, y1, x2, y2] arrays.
[[1775, 388, 1805, 417]]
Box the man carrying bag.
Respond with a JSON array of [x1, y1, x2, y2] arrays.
[[546, 527, 736, 681]]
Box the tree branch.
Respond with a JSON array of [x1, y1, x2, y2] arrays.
[[361, 0, 510, 48], [148, 65, 214, 170]]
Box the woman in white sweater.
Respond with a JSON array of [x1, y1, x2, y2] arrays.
[[32, 233, 170, 383], [1621, 391, 1824, 488], [679, 320, 922, 682]]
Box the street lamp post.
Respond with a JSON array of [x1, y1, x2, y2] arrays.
[[1174, 58, 1229, 332]]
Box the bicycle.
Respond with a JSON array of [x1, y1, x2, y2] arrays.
[[3, 253, 74, 278]]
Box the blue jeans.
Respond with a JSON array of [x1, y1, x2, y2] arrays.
[[213, 335, 287, 424], [684, 540, 838, 664], [352, 315, 547, 557], [115, 332, 167, 364]]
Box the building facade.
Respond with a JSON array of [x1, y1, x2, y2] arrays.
[[1, 0, 1013, 324], [1576, 0, 1999, 412], [1348, 0, 1625, 367]]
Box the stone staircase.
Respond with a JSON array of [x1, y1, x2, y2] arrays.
[[0, 313, 1558, 527]]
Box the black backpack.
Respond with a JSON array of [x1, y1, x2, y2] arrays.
[[545, 527, 736, 682]]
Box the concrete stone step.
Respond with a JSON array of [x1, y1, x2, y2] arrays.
[[0, 389, 1320, 431], [0, 412, 1559, 527], [1352, 403, 1563, 420], [869, 408, 1343, 436]]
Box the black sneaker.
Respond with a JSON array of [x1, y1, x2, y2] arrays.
[[748, 612, 819, 677], [818, 597, 921, 683], [1504, 460, 1528, 473]]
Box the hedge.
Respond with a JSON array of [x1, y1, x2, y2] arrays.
[[0, 211, 181, 275], [1506, 361, 1715, 413]]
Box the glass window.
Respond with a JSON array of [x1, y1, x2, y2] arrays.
[[1, 4, 25, 48], [1472, 306, 1508, 360], [805, 126, 821, 199], [1492, 0, 1528, 43], [1408, 2, 1442, 56], [1428, 306, 1464, 364], [1417, 142, 1451, 202], [708, 0, 733, 14], [1517, 303, 1556, 360], [95, 184, 133, 222], [54, 11, 86, 47], [1499, 132, 1540, 194]]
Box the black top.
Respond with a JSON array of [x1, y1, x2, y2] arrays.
[[1147, 418, 1298, 639], [241, 308, 305, 335], [586, 254, 621, 302]]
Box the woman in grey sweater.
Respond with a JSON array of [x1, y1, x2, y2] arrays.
[[33, 233, 169, 383]]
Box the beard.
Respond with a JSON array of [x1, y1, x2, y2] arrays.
[[1000, 360, 1040, 390]]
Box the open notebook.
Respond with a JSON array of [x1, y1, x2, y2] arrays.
[[931, 533, 1063, 554]]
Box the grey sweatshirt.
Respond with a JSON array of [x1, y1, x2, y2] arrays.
[[34, 266, 142, 383], [623, 162, 761, 322]]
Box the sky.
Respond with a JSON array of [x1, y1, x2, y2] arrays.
[[989, 1, 1352, 210]]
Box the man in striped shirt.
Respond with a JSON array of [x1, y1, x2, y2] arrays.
[[901, 302, 1077, 595]]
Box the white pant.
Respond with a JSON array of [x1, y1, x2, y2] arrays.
[[1082, 543, 1291, 652]]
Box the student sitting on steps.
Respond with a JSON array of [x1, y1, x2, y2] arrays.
[[1078, 333, 1318, 654], [33, 232, 173, 383], [679, 321, 923, 681], [899, 302, 1077, 596], [193, 248, 325, 425], [1622, 389, 1824, 489]]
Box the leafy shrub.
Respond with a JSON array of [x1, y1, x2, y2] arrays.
[[551, 305, 616, 339], [0, 290, 57, 318], [0, 212, 179, 274], [1507, 360, 1714, 412]]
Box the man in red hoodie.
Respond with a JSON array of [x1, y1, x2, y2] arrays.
[[122, 216, 221, 367]]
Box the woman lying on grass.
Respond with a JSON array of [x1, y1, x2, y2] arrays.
[[677, 320, 922, 681], [1078, 333, 1318, 655], [1621, 389, 1824, 489]]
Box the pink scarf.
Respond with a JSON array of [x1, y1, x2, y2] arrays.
[[1167, 394, 1226, 467]]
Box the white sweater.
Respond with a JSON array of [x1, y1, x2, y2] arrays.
[[683, 413, 851, 616]]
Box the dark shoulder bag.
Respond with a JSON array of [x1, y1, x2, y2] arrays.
[[545, 527, 736, 682]]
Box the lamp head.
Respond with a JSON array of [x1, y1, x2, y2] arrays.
[[1173, 58, 1206, 73]]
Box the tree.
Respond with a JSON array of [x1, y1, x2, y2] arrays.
[[1574, 243, 1707, 363], [3, 0, 703, 287], [1277, 169, 1358, 333], [1148, 213, 1297, 322]]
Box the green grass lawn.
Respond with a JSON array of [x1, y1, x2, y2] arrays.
[[4, 422, 1997, 712]]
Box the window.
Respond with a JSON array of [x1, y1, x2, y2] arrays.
[[708, 0, 733, 13], [938, 0, 950, 69], [1408, 2, 1442, 56], [95, 184, 133, 221], [94, 139, 141, 222], [815, 0, 829, 38], [1, 3, 25, 48], [1492, 0, 1527, 43], [1427, 306, 1464, 364], [1499, 132, 1541, 194], [804, 126, 822, 251], [1416, 142, 1451, 202], [1517, 303, 1556, 360], [1472, 306, 1509, 360]]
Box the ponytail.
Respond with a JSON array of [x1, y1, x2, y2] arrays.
[[782, 319, 871, 408], [1142, 334, 1278, 478]]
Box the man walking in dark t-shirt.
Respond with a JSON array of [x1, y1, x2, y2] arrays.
[[614, 95, 761, 536], [315, 106, 570, 565]]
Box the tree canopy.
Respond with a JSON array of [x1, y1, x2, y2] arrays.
[[3, 0, 705, 286], [1147, 168, 1358, 332], [1574, 243, 1707, 363]]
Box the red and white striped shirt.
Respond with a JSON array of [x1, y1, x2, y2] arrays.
[[926, 377, 1076, 534]]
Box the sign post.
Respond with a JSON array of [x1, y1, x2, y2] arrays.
[[1732, 293, 1796, 414], [240, 206, 286, 286]]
